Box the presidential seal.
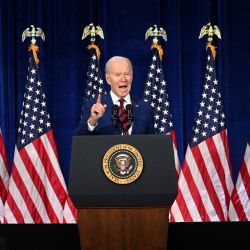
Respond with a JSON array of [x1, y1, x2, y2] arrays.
[[102, 144, 143, 184]]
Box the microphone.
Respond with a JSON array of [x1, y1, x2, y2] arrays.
[[126, 104, 134, 127], [111, 104, 119, 127]]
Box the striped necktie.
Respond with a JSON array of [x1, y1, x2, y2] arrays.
[[118, 99, 128, 135]]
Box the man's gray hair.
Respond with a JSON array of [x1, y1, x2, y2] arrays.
[[105, 56, 133, 74]]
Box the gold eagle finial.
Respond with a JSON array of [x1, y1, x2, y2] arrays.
[[22, 25, 45, 44], [82, 23, 104, 44], [199, 23, 221, 42], [145, 24, 167, 45]]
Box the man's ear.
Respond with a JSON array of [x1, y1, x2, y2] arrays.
[[105, 73, 111, 86]]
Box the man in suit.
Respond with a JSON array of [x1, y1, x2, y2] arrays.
[[75, 56, 155, 135]]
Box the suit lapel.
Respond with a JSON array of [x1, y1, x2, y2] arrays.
[[131, 98, 140, 135], [104, 94, 114, 115]]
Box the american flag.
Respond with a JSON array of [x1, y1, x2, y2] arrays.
[[0, 128, 9, 223], [229, 142, 250, 221], [4, 50, 77, 223], [143, 47, 180, 178], [83, 45, 104, 102], [170, 45, 234, 222]]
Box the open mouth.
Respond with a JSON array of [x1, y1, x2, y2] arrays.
[[119, 85, 127, 89]]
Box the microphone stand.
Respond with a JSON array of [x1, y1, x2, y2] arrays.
[[125, 104, 134, 133], [111, 104, 119, 128]]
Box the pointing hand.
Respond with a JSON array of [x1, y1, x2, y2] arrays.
[[89, 94, 107, 126]]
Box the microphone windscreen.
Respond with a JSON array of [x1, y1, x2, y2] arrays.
[[111, 104, 119, 113], [126, 104, 133, 113]]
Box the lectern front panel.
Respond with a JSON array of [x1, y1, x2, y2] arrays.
[[69, 135, 177, 207]]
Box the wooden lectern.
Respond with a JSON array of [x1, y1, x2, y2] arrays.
[[69, 135, 177, 250]]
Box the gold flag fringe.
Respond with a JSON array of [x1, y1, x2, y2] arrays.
[[206, 42, 217, 60], [87, 44, 101, 61], [28, 44, 39, 65], [151, 44, 163, 61]]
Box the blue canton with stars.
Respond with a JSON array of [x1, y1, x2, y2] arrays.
[[190, 48, 226, 147], [143, 48, 174, 134], [17, 54, 51, 150], [83, 48, 104, 101]]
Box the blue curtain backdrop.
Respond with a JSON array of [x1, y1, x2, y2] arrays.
[[0, 0, 250, 186]]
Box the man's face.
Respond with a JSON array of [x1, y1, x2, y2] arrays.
[[105, 59, 133, 98]]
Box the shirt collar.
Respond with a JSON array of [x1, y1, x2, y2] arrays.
[[110, 91, 132, 105]]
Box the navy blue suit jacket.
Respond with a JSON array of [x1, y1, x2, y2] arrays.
[[75, 94, 155, 135]]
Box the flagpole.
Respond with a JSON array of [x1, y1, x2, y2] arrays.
[[80, 23, 105, 119], [143, 24, 181, 191], [170, 23, 234, 222], [3, 25, 77, 224]]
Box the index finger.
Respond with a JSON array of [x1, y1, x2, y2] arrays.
[[96, 94, 102, 104]]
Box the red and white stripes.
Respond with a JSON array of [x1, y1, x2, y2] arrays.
[[170, 129, 234, 222], [229, 142, 250, 221], [0, 129, 9, 223], [4, 130, 77, 224]]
